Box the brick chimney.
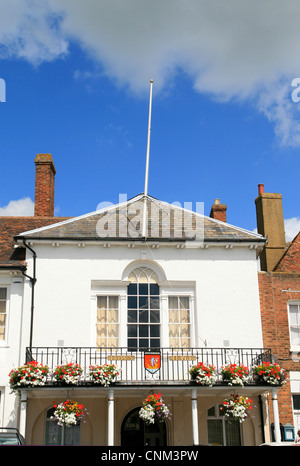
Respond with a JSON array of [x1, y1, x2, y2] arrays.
[[210, 198, 227, 222], [255, 183, 286, 271], [34, 153, 56, 217]]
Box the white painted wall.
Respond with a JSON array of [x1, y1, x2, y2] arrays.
[[21, 242, 263, 349]]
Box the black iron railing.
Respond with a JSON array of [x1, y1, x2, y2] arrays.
[[25, 346, 272, 385]]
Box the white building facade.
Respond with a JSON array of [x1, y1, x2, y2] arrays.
[[0, 185, 286, 446]]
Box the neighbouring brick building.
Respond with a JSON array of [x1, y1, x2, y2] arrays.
[[256, 185, 300, 439]]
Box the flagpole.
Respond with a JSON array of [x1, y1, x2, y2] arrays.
[[142, 79, 154, 237]]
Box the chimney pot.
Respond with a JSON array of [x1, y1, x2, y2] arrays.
[[258, 184, 264, 195]]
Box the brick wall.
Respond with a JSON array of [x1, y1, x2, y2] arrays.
[[34, 153, 56, 217], [258, 271, 300, 427]]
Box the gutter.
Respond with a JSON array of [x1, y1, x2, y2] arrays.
[[21, 240, 37, 349]]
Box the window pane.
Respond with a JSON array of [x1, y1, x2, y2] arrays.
[[179, 297, 189, 310], [149, 297, 159, 309], [128, 325, 137, 337], [207, 420, 223, 446], [139, 339, 148, 348], [128, 284, 137, 295], [169, 297, 178, 310], [150, 339, 160, 348], [289, 305, 300, 325], [139, 325, 148, 337], [150, 310, 159, 323], [64, 424, 80, 446], [128, 338, 137, 349], [139, 296, 148, 309], [293, 395, 300, 410], [0, 288, 7, 300], [150, 325, 160, 337], [128, 310, 137, 323], [108, 296, 118, 308], [45, 421, 62, 445], [225, 421, 241, 446], [138, 284, 148, 295], [291, 327, 300, 346], [150, 284, 159, 295], [128, 296, 137, 309], [97, 296, 107, 309], [139, 309, 148, 323]]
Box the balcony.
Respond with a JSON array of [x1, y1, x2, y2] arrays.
[[25, 346, 272, 386]]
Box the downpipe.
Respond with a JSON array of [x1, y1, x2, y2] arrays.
[[21, 240, 37, 350]]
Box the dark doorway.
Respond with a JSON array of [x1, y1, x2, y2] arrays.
[[121, 407, 167, 446]]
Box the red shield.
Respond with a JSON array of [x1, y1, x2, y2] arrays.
[[144, 353, 161, 374]]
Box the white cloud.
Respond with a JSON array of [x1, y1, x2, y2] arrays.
[[2, 1, 300, 145], [0, 198, 34, 216], [285, 217, 300, 242]]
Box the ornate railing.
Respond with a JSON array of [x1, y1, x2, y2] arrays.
[[25, 346, 272, 385]]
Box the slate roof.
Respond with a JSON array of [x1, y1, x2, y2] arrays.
[[14, 194, 265, 246]]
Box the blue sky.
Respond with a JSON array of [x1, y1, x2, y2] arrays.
[[0, 1, 299, 240]]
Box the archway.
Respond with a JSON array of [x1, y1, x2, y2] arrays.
[[121, 407, 167, 446]]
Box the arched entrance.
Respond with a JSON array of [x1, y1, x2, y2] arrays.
[[121, 407, 167, 446]]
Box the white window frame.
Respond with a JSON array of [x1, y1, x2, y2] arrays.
[[91, 280, 128, 348], [0, 286, 9, 345], [91, 273, 196, 349], [287, 301, 300, 351], [160, 282, 195, 349]]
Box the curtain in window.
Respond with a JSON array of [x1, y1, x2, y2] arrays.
[[0, 288, 7, 341], [168, 296, 190, 348], [97, 296, 119, 347]]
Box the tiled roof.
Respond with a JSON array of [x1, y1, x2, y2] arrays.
[[0, 217, 71, 268], [14, 195, 265, 245], [274, 231, 300, 272]]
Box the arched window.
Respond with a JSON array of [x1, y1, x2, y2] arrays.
[[45, 407, 80, 445], [127, 267, 160, 350]]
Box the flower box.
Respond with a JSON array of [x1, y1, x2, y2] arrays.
[[220, 363, 250, 386], [189, 362, 216, 386], [9, 361, 49, 393], [89, 364, 120, 387], [53, 363, 83, 385], [252, 362, 287, 386]]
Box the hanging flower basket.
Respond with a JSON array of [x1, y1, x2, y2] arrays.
[[139, 393, 172, 425], [220, 394, 253, 423], [51, 400, 87, 427], [89, 364, 120, 386], [53, 363, 83, 385], [220, 363, 249, 386], [252, 362, 287, 386], [9, 361, 49, 393], [189, 362, 216, 386]]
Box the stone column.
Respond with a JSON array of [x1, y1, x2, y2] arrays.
[[272, 389, 281, 442], [19, 390, 27, 439], [191, 388, 199, 445], [108, 389, 115, 446]]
